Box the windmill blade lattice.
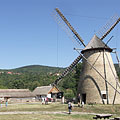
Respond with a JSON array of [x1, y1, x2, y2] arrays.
[[52, 8, 86, 47], [96, 14, 120, 40], [52, 10, 82, 47], [53, 54, 82, 85]]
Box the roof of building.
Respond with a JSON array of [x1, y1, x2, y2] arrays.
[[0, 89, 35, 98], [82, 35, 112, 53], [33, 85, 60, 95]]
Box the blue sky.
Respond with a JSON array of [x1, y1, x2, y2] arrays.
[[0, 0, 120, 69]]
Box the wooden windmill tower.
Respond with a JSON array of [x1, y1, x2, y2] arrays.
[[53, 8, 120, 104]]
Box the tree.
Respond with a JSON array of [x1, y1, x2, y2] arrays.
[[64, 89, 74, 100]]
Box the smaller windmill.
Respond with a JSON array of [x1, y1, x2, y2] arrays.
[[52, 8, 120, 104]]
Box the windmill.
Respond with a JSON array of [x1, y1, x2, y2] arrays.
[[52, 8, 120, 104]]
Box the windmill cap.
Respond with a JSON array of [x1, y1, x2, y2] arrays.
[[81, 35, 112, 54]]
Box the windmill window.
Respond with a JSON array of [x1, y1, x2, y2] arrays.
[[101, 91, 107, 99], [102, 94, 107, 99]]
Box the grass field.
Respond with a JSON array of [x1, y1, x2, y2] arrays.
[[0, 102, 120, 120], [0, 114, 93, 120]]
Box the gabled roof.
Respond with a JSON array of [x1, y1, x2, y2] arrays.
[[0, 89, 35, 98], [33, 85, 60, 95], [82, 35, 112, 53]]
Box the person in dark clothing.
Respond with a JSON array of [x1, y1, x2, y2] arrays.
[[78, 93, 81, 107], [68, 102, 72, 114]]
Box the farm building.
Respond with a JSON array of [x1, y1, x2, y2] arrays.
[[33, 85, 63, 101], [0, 89, 35, 102]]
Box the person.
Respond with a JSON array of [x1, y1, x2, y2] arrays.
[[1, 100, 2, 107], [61, 96, 65, 104], [68, 102, 72, 114], [77, 93, 81, 107], [5, 100, 8, 107], [41, 97, 45, 104], [45, 97, 48, 105], [81, 101, 84, 108]]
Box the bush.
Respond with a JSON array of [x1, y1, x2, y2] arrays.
[[64, 89, 74, 101]]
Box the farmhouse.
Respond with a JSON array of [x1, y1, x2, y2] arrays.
[[0, 89, 35, 102], [33, 85, 62, 101]]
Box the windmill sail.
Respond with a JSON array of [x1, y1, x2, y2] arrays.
[[54, 8, 86, 47], [52, 10, 81, 47], [53, 55, 82, 86], [96, 14, 120, 40]]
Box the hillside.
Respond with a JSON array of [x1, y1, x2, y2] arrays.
[[0, 64, 119, 75], [12, 64, 120, 76], [0, 65, 66, 90], [0, 65, 65, 75]]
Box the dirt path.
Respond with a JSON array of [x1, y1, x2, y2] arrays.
[[0, 111, 96, 115]]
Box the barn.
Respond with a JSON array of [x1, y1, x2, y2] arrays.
[[33, 85, 62, 101], [0, 89, 35, 103]]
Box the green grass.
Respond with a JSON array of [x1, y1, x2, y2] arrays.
[[0, 103, 120, 120], [0, 103, 67, 112], [0, 114, 93, 120]]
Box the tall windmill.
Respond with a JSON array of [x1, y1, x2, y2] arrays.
[[53, 8, 120, 104]]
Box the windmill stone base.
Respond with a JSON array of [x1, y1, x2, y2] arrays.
[[78, 49, 120, 104]]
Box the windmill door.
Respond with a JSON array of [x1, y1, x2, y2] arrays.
[[82, 93, 86, 104]]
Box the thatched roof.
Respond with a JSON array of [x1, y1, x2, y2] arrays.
[[0, 89, 35, 98], [33, 85, 60, 95], [82, 35, 112, 53]]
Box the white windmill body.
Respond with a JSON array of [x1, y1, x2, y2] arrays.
[[78, 35, 120, 104]]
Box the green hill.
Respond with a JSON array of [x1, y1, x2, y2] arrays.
[[0, 65, 65, 75], [13, 65, 65, 74], [0, 65, 66, 90]]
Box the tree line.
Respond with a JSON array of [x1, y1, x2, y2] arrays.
[[0, 63, 119, 100]]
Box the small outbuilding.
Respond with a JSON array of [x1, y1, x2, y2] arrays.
[[33, 85, 63, 101], [0, 89, 35, 103]]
